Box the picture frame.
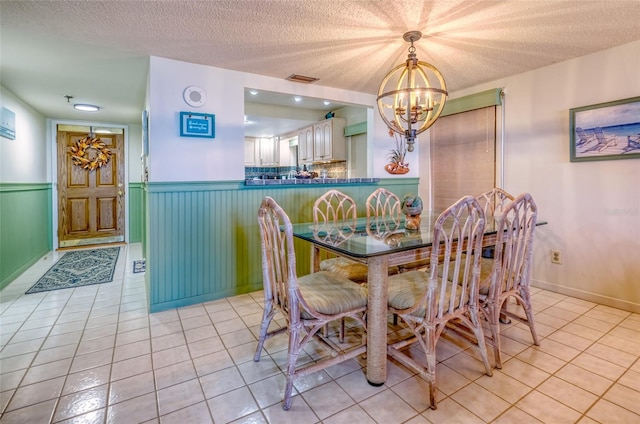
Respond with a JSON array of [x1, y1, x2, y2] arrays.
[[1, 107, 16, 140], [570, 96, 640, 162], [141, 110, 149, 156], [179, 111, 215, 138]]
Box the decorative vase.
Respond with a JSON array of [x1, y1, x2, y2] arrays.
[[384, 163, 410, 175]]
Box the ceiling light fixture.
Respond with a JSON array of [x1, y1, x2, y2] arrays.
[[293, 96, 302, 102], [73, 103, 101, 112], [377, 30, 448, 152], [249, 90, 258, 95], [323, 100, 331, 106]]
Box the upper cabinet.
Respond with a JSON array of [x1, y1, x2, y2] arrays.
[[298, 126, 314, 163], [258, 137, 280, 166], [246, 137, 280, 166], [249, 118, 347, 166], [310, 118, 347, 162], [244, 137, 257, 166]]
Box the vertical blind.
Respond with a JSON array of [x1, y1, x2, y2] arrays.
[[431, 104, 499, 211]]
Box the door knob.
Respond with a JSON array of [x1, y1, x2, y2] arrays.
[[118, 190, 123, 196]]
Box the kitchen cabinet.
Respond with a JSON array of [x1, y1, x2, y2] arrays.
[[298, 126, 314, 163], [313, 118, 346, 162], [246, 137, 281, 166], [244, 137, 258, 166], [258, 137, 279, 166]]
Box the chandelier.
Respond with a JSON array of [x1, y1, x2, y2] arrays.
[[377, 31, 448, 152]]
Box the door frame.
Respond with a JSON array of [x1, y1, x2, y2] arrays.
[[50, 119, 130, 249]]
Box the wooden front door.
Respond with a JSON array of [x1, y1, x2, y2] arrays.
[[57, 129, 125, 248]]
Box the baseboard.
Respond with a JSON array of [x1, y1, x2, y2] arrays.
[[532, 278, 640, 314], [0, 251, 48, 291], [149, 283, 263, 313]]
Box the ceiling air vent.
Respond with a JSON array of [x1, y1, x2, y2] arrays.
[[286, 74, 319, 84]]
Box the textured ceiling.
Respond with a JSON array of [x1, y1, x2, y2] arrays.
[[2, 0, 640, 125]]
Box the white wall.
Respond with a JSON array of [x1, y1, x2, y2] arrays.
[[1, 85, 143, 185], [426, 40, 640, 312], [127, 124, 142, 183], [0, 87, 47, 183], [147, 56, 406, 181]]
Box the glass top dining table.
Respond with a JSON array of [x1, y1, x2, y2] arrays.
[[291, 214, 547, 386], [291, 213, 489, 261]]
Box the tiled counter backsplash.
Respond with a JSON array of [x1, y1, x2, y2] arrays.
[[245, 161, 348, 180], [245, 177, 378, 186]]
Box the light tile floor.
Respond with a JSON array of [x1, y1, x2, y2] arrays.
[[1, 244, 639, 423]]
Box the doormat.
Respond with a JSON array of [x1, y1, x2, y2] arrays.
[[133, 259, 146, 273], [26, 247, 120, 294]]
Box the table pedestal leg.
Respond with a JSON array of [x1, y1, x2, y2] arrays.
[[366, 256, 387, 386]]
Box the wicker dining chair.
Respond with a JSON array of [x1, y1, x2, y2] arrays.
[[475, 187, 516, 278], [253, 196, 368, 410], [480, 192, 540, 368], [314, 190, 366, 279], [386, 195, 493, 410], [318, 188, 402, 282], [477, 187, 515, 227], [366, 187, 402, 229]]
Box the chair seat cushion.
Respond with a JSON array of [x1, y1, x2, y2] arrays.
[[298, 271, 367, 318], [398, 258, 430, 272], [387, 270, 429, 317], [320, 257, 399, 282], [388, 269, 461, 318], [478, 257, 493, 295], [438, 255, 493, 295]]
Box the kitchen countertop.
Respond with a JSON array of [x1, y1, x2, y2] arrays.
[[245, 177, 379, 186]]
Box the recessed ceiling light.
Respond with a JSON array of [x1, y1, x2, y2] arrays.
[[323, 100, 331, 106], [249, 90, 258, 95], [73, 103, 100, 112], [294, 96, 302, 102]]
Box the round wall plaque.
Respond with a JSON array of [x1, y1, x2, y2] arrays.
[[183, 86, 206, 107]]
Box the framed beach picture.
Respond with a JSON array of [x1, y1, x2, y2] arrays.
[[179, 111, 215, 138], [1, 107, 16, 140], [570, 96, 640, 162]]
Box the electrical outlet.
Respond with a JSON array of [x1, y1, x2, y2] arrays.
[[551, 250, 562, 264]]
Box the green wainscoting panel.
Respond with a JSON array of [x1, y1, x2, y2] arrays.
[[128, 183, 144, 243], [0, 183, 52, 290], [144, 179, 419, 312]]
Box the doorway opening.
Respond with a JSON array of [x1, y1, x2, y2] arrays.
[[54, 124, 128, 249]]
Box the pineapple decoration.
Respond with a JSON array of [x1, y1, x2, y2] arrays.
[[384, 121, 410, 175], [70, 137, 112, 171]]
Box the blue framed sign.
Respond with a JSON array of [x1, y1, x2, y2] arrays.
[[180, 112, 215, 138]]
